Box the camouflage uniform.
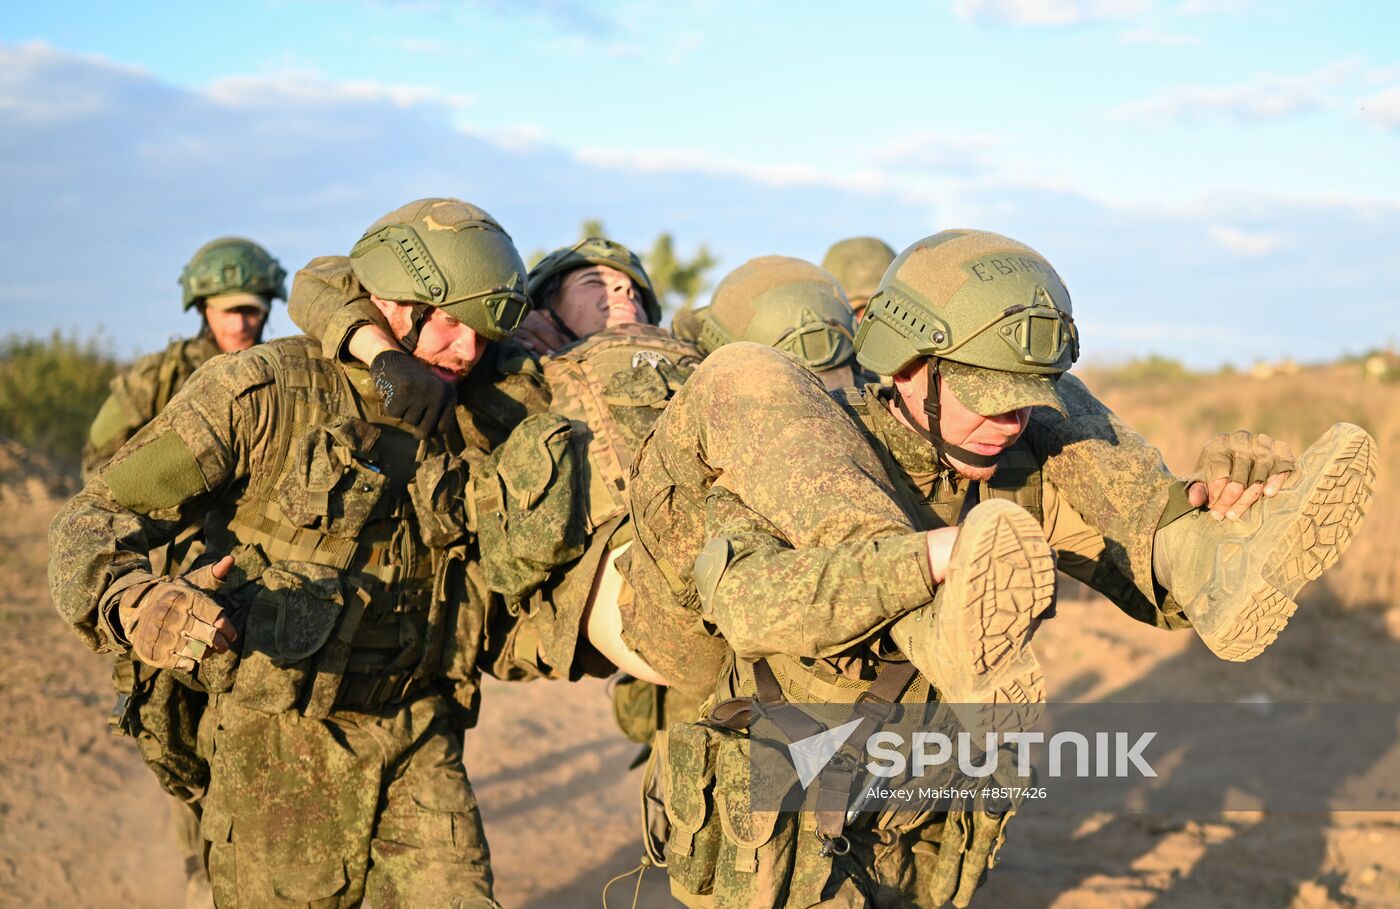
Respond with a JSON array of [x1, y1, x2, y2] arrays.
[[84, 335, 223, 479], [51, 201, 547, 909]]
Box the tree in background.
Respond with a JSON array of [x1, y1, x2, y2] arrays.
[[528, 220, 718, 318], [0, 331, 118, 465]]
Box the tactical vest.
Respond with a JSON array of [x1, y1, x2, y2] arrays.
[[198, 337, 474, 719], [541, 323, 702, 533]]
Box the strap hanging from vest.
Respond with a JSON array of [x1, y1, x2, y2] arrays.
[[741, 657, 919, 853], [891, 359, 999, 470]]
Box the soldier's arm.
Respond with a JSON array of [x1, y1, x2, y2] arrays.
[[1041, 477, 1191, 630], [693, 484, 937, 660], [50, 352, 275, 653], [287, 255, 394, 362], [1025, 373, 1182, 607]]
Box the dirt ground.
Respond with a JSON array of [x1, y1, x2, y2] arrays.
[[4, 479, 1398, 908]]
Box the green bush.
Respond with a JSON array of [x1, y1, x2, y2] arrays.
[[0, 331, 120, 464]]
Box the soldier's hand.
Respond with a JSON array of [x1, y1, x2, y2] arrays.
[[513, 309, 571, 356], [1188, 430, 1295, 521], [369, 349, 458, 439], [122, 556, 238, 672]]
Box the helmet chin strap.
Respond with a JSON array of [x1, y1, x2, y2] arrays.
[[399, 303, 435, 354], [892, 358, 1000, 470]]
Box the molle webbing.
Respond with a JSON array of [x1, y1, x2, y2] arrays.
[[542, 324, 699, 530], [981, 441, 1044, 525]]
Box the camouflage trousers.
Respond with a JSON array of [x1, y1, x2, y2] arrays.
[[199, 691, 497, 909]]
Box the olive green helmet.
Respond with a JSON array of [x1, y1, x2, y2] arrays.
[[821, 236, 896, 304], [528, 237, 661, 324], [349, 198, 530, 343], [179, 237, 286, 311], [854, 230, 1078, 380], [699, 256, 856, 372]]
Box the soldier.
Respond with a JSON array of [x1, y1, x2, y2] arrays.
[[619, 230, 1375, 907], [84, 237, 286, 478], [694, 256, 859, 391], [81, 236, 285, 908], [821, 236, 896, 322], [50, 198, 548, 909], [283, 236, 693, 690]]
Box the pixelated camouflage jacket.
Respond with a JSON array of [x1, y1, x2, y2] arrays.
[[83, 334, 222, 479]]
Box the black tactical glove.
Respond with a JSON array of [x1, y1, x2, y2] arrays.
[[369, 349, 458, 440]]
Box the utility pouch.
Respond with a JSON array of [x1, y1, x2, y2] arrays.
[[662, 721, 725, 897], [230, 560, 346, 715], [408, 448, 470, 548], [477, 413, 585, 599], [712, 733, 795, 907], [276, 418, 386, 537]]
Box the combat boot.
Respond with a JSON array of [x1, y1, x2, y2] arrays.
[[891, 498, 1056, 734], [1154, 422, 1376, 662]]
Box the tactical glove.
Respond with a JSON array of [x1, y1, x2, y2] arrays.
[[369, 348, 458, 439], [1192, 430, 1295, 489], [117, 560, 234, 672], [1189, 430, 1295, 519]]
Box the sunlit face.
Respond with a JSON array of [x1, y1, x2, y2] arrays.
[[849, 296, 871, 323], [891, 361, 1031, 482], [202, 305, 267, 353], [551, 264, 645, 337], [372, 296, 486, 381]]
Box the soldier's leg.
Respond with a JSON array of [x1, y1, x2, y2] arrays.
[[1153, 423, 1376, 660], [891, 499, 1055, 732], [167, 794, 214, 909], [364, 694, 499, 909], [199, 697, 380, 909]]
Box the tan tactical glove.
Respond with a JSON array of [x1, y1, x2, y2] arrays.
[[1188, 430, 1295, 521], [116, 556, 237, 671]]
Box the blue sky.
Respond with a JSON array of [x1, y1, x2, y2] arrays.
[[2, 0, 1398, 365]]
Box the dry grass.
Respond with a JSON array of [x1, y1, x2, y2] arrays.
[[1078, 362, 1397, 611]]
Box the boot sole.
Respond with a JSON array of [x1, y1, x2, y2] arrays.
[[928, 499, 1056, 733], [1204, 423, 1377, 662]]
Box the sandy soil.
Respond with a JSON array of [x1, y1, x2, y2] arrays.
[[4, 488, 1398, 909]]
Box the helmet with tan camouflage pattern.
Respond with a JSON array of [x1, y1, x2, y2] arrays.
[[699, 256, 856, 372], [528, 237, 661, 324], [180, 237, 286, 311], [820, 236, 895, 306], [349, 198, 530, 343]]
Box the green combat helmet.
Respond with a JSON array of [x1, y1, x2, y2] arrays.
[[854, 229, 1078, 468], [821, 236, 895, 314], [179, 237, 287, 311], [528, 237, 661, 325], [349, 198, 530, 344], [698, 255, 856, 373]]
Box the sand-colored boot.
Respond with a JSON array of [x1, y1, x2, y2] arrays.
[[1155, 422, 1376, 662], [891, 499, 1056, 734]]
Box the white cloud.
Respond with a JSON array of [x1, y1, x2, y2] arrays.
[[1, 42, 1398, 368], [1359, 85, 1400, 128], [1117, 75, 1328, 123], [206, 73, 473, 110], [868, 131, 998, 175], [1209, 225, 1285, 256], [1174, 0, 1252, 15], [954, 0, 1153, 27]]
